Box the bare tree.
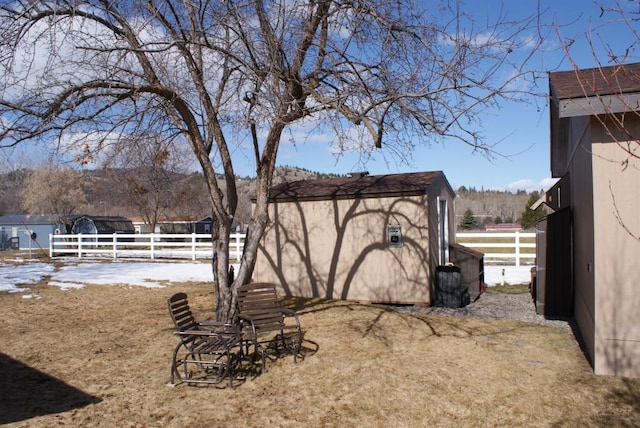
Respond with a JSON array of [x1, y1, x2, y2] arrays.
[[0, 1, 544, 321], [103, 134, 194, 232], [21, 164, 89, 224]]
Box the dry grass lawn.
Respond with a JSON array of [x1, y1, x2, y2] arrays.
[[1, 277, 639, 427]]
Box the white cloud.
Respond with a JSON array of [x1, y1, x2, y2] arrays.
[[505, 177, 558, 193], [281, 119, 336, 146]]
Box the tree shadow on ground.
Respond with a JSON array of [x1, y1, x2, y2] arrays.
[[281, 295, 524, 343], [0, 353, 101, 424], [594, 379, 640, 427]]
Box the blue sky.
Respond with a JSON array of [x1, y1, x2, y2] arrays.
[[2, 0, 637, 193], [272, 0, 640, 192]]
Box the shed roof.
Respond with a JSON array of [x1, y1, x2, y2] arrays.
[[550, 62, 640, 100], [266, 171, 451, 203], [549, 62, 640, 118], [549, 62, 640, 177]]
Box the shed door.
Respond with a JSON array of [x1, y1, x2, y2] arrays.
[[544, 207, 573, 318]]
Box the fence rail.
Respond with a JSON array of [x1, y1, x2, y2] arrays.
[[455, 231, 536, 266], [49, 233, 246, 261], [50, 230, 533, 266]]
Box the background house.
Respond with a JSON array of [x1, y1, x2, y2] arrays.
[[0, 215, 60, 252], [0, 214, 137, 253], [255, 171, 482, 305], [545, 63, 640, 377], [131, 216, 246, 234]]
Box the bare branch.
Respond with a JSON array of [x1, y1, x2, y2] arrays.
[[609, 180, 640, 243], [0, 0, 545, 321]]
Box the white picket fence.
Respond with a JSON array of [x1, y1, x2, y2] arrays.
[[455, 231, 536, 266], [49, 232, 246, 261]]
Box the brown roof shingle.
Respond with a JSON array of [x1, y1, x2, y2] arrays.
[[267, 171, 446, 202], [549, 62, 640, 100]]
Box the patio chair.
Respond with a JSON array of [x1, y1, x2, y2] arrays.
[[167, 292, 242, 387], [237, 282, 302, 368]]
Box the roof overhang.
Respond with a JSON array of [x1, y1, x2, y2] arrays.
[[555, 92, 640, 118]]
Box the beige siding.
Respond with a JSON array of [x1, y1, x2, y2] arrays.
[[256, 181, 455, 304], [591, 115, 640, 377]]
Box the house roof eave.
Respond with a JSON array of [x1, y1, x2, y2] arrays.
[[556, 92, 640, 118]]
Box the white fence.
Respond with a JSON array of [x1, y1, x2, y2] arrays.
[[456, 231, 536, 266], [49, 230, 533, 265], [49, 233, 246, 261]]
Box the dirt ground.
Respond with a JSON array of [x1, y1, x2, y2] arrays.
[[1, 276, 639, 427]]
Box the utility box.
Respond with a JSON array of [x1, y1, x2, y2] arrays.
[[433, 264, 470, 308], [449, 243, 484, 301]]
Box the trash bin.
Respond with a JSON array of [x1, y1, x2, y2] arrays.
[[433, 264, 470, 308]]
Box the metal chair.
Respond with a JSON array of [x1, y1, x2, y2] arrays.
[[167, 292, 242, 387], [237, 282, 302, 369]]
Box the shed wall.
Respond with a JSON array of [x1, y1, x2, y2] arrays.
[[0, 222, 56, 251], [592, 115, 640, 377], [256, 185, 454, 304]]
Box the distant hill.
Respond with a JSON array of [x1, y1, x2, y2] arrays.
[[454, 186, 532, 230], [1, 166, 537, 229], [240, 169, 536, 228]]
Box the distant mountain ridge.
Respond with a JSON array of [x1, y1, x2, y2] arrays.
[[0, 166, 535, 229]]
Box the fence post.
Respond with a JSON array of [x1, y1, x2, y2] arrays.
[[113, 233, 118, 260], [150, 233, 155, 260], [78, 233, 83, 258], [515, 230, 521, 267], [191, 233, 197, 261]]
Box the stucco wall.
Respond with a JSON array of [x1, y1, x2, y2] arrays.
[[591, 115, 640, 377], [255, 182, 455, 304]]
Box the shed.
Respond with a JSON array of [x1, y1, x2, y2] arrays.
[[546, 62, 640, 377], [66, 215, 135, 235], [131, 216, 244, 235], [193, 216, 213, 234], [254, 171, 478, 305], [0, 214, 61, 251], [193, 216, 245, 234]]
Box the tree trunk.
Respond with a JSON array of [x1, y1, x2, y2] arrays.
[[213, 218, 233, 322], [213, 125, 282, 323]]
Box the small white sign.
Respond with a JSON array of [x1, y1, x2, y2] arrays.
[[387, 225, 403, 248]]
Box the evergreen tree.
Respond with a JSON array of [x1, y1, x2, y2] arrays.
[[459, 208, 477, 230], [519, 191, 546, 229]]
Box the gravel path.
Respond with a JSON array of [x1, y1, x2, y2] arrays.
[[393, 292, 573, 332]]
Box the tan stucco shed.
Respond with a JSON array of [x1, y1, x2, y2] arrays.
[[254, 171, 456, 305]]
